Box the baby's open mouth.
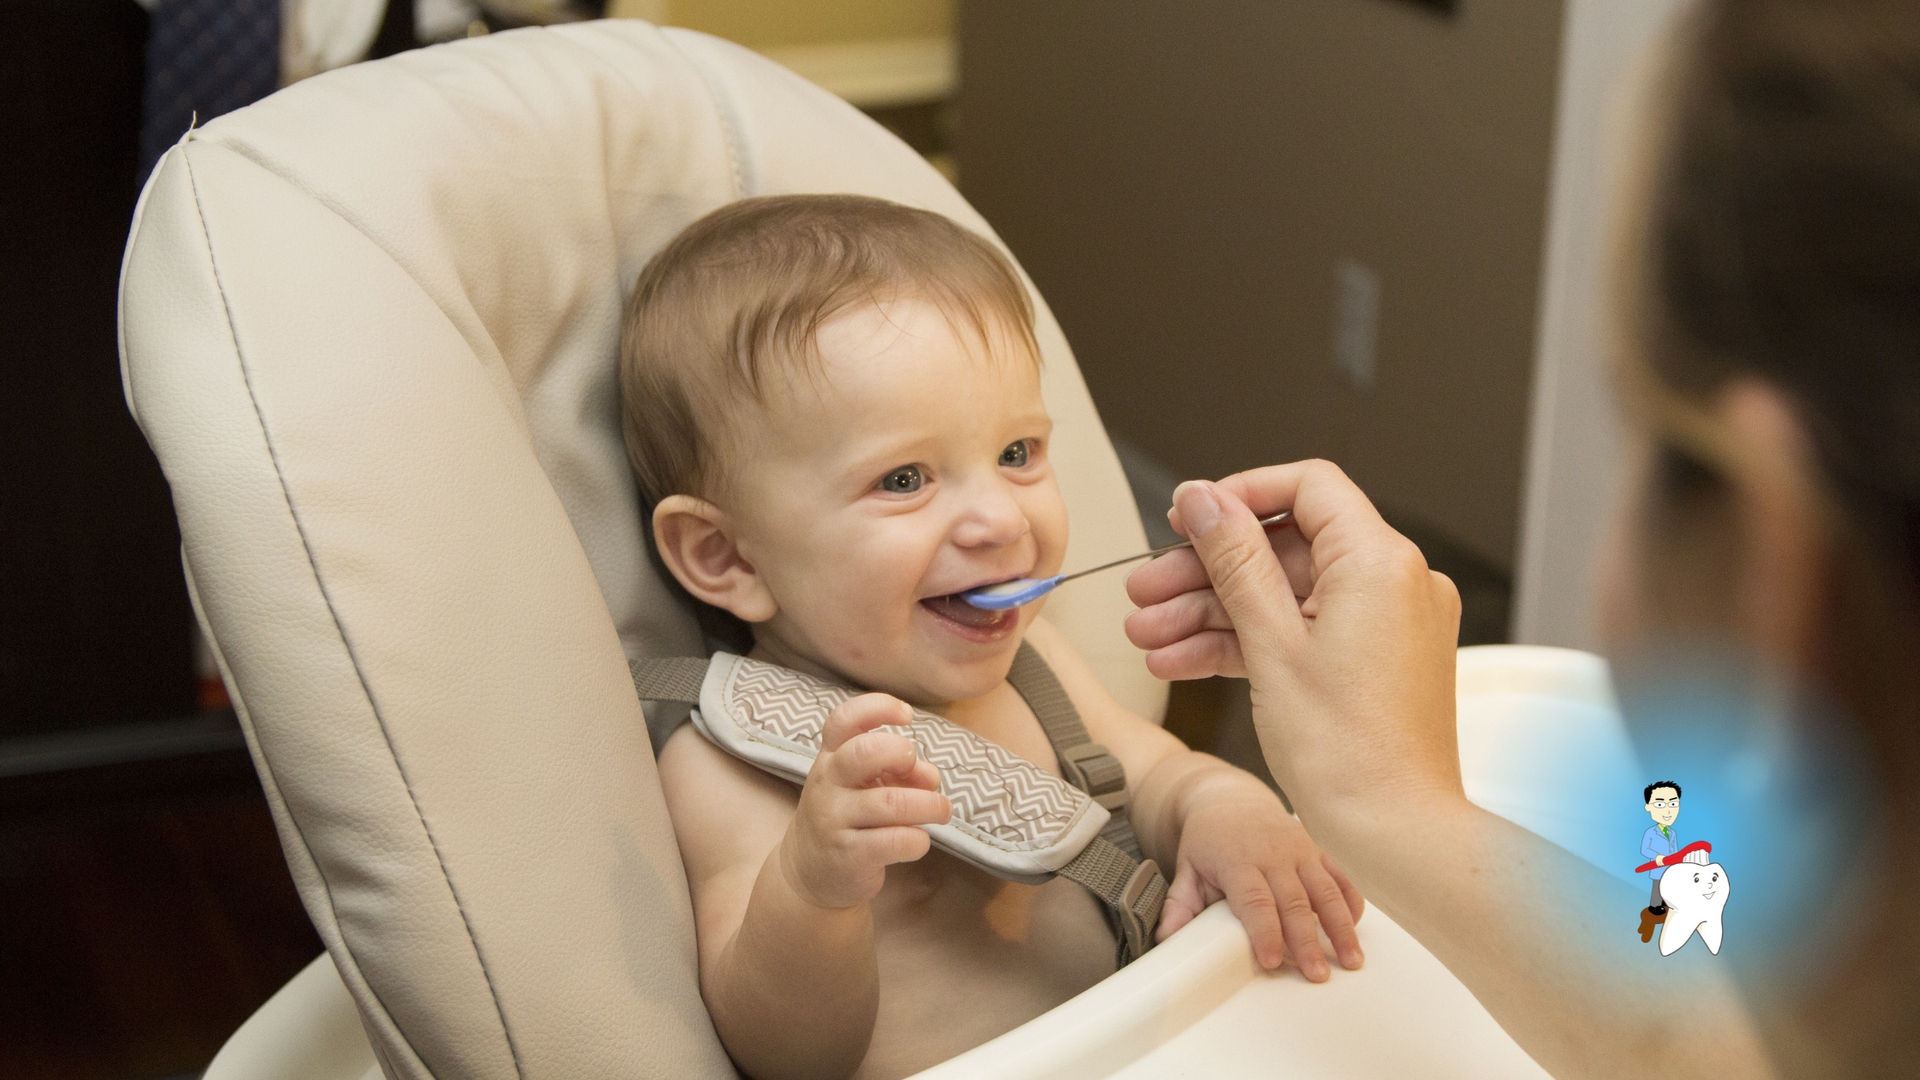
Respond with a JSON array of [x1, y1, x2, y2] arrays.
[[922, 593, 1015, 632]]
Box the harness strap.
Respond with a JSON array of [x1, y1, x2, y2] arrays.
[[1006, 643, 1140, 849], [630, 656, 709, 704], [1054, 836, 1169, 966], [629, 649, 1167, 965], [1005, 641, 1166, 961]]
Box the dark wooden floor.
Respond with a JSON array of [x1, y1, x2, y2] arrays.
[[0, 745, 323, 1080]]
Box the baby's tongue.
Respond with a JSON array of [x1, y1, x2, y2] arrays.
[[923, 593, 1010, 629]]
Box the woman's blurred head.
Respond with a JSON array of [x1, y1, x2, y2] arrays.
[[1618, 0, 1920, 676], [1609, 0, 1920, 1067]]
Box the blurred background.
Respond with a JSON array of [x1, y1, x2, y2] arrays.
[[1, 1, 1654, 1076]]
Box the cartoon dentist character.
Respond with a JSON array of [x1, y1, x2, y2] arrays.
[[1635, 780, 1681, 899], [1638, 782, 1683, 938], [1634, 781, 1729, 955]]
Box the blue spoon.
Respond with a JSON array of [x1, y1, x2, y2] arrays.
[[960, 511, 1294, 610]]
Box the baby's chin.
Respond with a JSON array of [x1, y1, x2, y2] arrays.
[[749, 626, 1020, 708], [848, 639, 1025, 708], [836, 647, 1017, 709]]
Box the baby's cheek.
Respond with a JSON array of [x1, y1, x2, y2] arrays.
[[1027, 488, 1071, 572]]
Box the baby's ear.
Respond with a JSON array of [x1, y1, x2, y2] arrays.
[[652, 495, 778, 623]]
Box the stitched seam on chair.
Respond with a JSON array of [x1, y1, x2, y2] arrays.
[[662, 30, 746, 199], [203, 136, 502, 381], [181, 551, 432, 1079], [182, 148, 529, 1080]]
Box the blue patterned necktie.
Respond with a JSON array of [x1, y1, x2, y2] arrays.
[[139, 0, 281, 184]]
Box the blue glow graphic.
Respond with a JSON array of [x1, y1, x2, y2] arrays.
[[1610, 641, 1877, 973]]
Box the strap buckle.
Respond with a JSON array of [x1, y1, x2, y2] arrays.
[[1116, 858, 1165, 963], [1059, 742, 1129, 811]]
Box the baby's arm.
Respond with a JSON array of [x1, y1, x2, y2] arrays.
[[657, 694, 950, 1080], [1024, 618, 1365, 981]]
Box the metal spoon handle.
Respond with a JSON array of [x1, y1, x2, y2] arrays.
[[1056, 510, 1294, 585]]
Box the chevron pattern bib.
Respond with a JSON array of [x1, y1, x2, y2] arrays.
[[631, 644, 1168, 964]]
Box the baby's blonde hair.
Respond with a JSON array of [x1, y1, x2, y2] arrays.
[[619, 194, 1039, 502]]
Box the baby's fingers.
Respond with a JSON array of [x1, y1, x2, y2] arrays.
[[822, 693, 913, 752], [1299, 861, 1364, 971], [1154, 860, 1216, 943], [1217, 864, 1295, 976], [1326, 854, 1366, 925], [853, 824, 934, 867], [847, 784, 951, 830], [823, 728, 923, 790], [1265, 868, 1336, 982]]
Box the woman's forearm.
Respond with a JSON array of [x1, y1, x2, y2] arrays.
[[1305, 793, 1772, 1080], [704, 843, 880, 1080]]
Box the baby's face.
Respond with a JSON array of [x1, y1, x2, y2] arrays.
[[724, 298, 1065, 706]]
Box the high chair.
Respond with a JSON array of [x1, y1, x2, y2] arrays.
[[120, 21, 1620, 1079]]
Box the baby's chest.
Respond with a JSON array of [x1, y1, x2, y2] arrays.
[[874, 849, 1115, 961]]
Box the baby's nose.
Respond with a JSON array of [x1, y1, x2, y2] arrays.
[[951, 488, 1030, 549]]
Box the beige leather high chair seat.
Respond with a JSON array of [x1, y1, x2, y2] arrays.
[[122, 21, 1617, 1080]]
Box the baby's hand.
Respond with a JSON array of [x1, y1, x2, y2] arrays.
[[778, 693, 951, 910], [1159, 782, 1365, 982]]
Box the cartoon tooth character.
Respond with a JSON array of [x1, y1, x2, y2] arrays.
[[1657, 851, 1729, 956]]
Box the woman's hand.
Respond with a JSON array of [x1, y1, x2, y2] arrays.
[[1122, 461, 1465, 828], [1122, 463, 1775, 1079]]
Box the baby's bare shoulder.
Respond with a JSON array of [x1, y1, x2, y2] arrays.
[[657, 723, 796, 888]]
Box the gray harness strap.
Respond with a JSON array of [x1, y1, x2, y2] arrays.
[[631, 656, 709, 703], [1003, 643, 1166, 962], [629, 647, 1168, 966]]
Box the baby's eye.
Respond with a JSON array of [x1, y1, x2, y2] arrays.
[[878, 465, 924, 494], [999, 440, 1032, 468]]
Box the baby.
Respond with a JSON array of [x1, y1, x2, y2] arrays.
[[619, 194, 1364, 1080]]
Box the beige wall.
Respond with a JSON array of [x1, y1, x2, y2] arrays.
[[611, 0, 951, 48], [960, 0, 1564, 571]]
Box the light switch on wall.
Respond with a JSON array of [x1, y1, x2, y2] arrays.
[[1333, 257, 1380, 389]]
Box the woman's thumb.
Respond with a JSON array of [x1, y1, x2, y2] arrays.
[[1172, 481, 1301, 655]]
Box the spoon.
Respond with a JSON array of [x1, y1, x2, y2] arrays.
[[960, 511, 1295, 610]]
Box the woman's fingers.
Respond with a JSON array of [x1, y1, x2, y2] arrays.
[[1122, 585, 1234, 650], [822, 693, 913, 752], [1139, 629, 1246, 682], [1170, 481, 1306, 668], [1202, 460, 1390, 552], [1126, 545, 1212, 609]]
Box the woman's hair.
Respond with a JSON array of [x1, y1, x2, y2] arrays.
[[618, 194, 1037, 503], [1633, 0, 1920, 610], [1626, 2, 1920, 1060], [1627, 0, 1920, 699]]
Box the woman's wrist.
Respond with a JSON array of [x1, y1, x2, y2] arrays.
[[1290, 783, 1479, 889]]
